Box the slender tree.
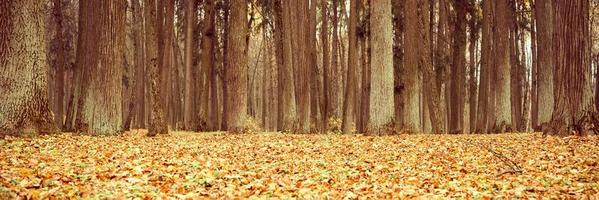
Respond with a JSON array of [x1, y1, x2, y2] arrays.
[[403, 0, 421, 132], [534, 0, 554, 129], [342, 0, 359, 133]]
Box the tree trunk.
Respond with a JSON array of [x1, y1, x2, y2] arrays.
[[131, 0, 146, 129], [321, 0, 330, 133], [392, 0, 405, 131], [419, 0, 443, 134], [342, 0, 359, 133], [468, 0, 479, 133], [449, 0, 467, 134], [475, 0, 493, 133], [546, 0, 592, 135], [403, 0, 421, 133], [534, 0, 554, 129], [146, 0, 168, 136], [52, 0, 67, 130], [75, 0, 126, 135], [225, 0, 248, 132], [368, 0, 394, 134], [183, 0, 196, 130], [0, 0, 57, 135], [493, 0, 512, 133]]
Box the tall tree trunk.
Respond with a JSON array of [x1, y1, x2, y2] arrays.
[[183, 0, 196, 130], [436, 0, 450, 133], [225, 0, 248, 132], [75, 0, 126, 135], [546, 0, 592, 135], [309, 0, 319, 132], [321, 0, 330, 133], [200, 0, 215, 131], [530, 1, 538, 130], [392, 0, 405, 131], [0, 0, 57, 135], [368, 0, 394, 134], [534, 0, 554, 129], [403, 0, 421, 133], [331, 0, 340, 120], [295, 0, 311, 133], [493, 0, 512, 132], [52, 0, 67, 130], [449, 0, 467, 134], [476, 0, 493, 133], [342, 0, 359, 133], [468, 0, 479, 133], [419, 0, 443, 134], [275, 0, 297, 132], [132, 0, 146, 129], [146, 0, 168, 136]]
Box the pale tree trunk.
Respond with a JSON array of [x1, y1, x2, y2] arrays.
[[534, 0, 554, 129], [368, 0, 394, 134], [403, 0, 421, 133], [320, 0, 330, 133], [76, 0, 126, 135], [419, 0, 443, 134], [546, 0, 593, 135], [225, 0, 248, 132], [0, 0, 57, 135], [342, 0, 359, 133], [493, 0, 512, 132], [146, 0, 168, 136]]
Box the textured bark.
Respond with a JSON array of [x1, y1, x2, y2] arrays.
[[296, 0, 311, 133], [321, 0, 330, 133], [146, 0, 168, 136], [75, 0, 126, 135], [534, 0, 554, 128], [276, 0, 297, 132], [493, 0, 512, 132], [449, 0, 467, 134], [0, 0, 57, 135], [331, 0, 340, 119], [368, 0, 394, 133], [309, 0, 319, 132], [342, 0, 359, 133], [225, 0, 248, 132], [403, 0, 421, 132], [546, 0, 592, 135], [531, 7, 538, 129], [419, 0, 443, 134]]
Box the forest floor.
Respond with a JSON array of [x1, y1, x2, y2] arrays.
[[0, 131, 598, 199]]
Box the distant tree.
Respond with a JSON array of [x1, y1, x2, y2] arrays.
[[0, 0, 57, 135]]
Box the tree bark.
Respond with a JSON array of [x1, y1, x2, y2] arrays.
[[403, 0, 421, 133], [534, 0, 554, 129], [368, 0, 394, 134], [225, 0, 248, 132], [0, 0, 57, 135], [449, 0, 467, 134], [546, 0, 593, 135], [75, 0, 126, 135], [342, 0, 359, 133], [183, 0, 196, 130], [493, 0, 512, 133], [146, 0, 168, 136], [419, 0, 443, 134], [321, 0, 330, 133]]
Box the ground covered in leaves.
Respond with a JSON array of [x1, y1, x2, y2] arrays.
[[1, 132, 598, 199]]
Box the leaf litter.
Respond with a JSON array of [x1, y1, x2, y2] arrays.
[[0, 131, 598, 199]]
